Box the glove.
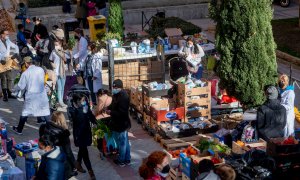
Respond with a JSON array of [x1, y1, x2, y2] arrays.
[[0, 60, 6, 65]]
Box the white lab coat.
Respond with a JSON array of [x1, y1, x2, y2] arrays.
[[17, 65, 50, 117], [73, 37, 88, 71], [91, 52, 103, 93], [0, 38, 19, 60], [281, 89, 295, 137]]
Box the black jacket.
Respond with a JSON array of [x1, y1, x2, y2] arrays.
[[256, 99, 287, 140], [69, 107, 96, 147], [36, 146, 65, 180], [32, 23, 49, 46], [108, 90, 131, 132]]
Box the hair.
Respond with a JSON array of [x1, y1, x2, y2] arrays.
[[51, 111, 68, 130], [97, 89, 110, 97], [139, 151, 167, 179], [72, 93, 85, 104], [186, 36, 200, 54], [39, 135, 55, 148], [74, 28, 84, 37], [77, 76, 84, 85], [279, 74, 289, 84], [52, 25, 59, 30], [18, 24, 24, 30], [89, 42, 97, 51], [19, 2, 25, 7], [198, 159, 215, 174], [33, 17, 42, 22], [215, 164, 236, 180], [0, 29, 8, 35]]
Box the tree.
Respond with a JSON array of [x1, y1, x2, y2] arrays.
[[210, 0, 278, 107], [108, 0, 124, 37]]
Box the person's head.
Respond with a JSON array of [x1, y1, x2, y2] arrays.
[[74, 28, 84, 39], [186, 37, 194, 48], [51, 111, 68, 129], [77, 76, 84, 85], [0, 29, 9, 40], [112, 79, 123, 95], [215, 164, 236, 180], [72, 93, 87, 107], [18, 24, 24, 32], [32, 17, 41, 25], [139, 151, 170, 179], [38, 135, 55, 153], [19, 2, 25, 8], [97, 89, 110, 97], [54, 40, 62, 50], [23, 56, 33, 68], [198, 159, 214, 174], [52, 25, 59, 30], [88, 42, 97, 54], [278, 74, 289, 90], [264, 85, 278, 100]]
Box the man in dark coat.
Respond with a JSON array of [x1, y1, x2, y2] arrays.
[[36, 135, 65, 180], [256, 85, 287, 140], [107, 79, 131, 167]]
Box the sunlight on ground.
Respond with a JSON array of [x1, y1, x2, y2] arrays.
[[0, 108, 13, 114]]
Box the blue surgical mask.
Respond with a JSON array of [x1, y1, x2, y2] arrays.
[[81, 101, 87, 106], [112, 89, 121, 95]]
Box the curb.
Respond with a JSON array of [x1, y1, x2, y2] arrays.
[[276, 50, 300, 66]]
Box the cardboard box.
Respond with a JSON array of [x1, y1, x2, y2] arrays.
[[165, 28, 184, 46], [232, 138, 267, 155], [177, 81, 211, 97], [144, 97, 169, 114], [178, 96, 211, 107], [267, 137, 300, 156], [185, 109, 211, 119], [151, 106, 185, 122], [142, 85, 169, 97], [143, 113, 151, 125]]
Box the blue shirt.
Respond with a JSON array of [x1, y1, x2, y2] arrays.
[[17, 31, 27, 46]]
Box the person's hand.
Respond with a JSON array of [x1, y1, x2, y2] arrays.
[[106, 110, 111, 115]]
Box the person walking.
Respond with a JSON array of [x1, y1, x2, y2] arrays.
[[84, 42, 102, 104], [278, 74, 295, 137], [35, 135, 66, 180], [68, 93, 96, 180], [49, 40, 67, 107], [75, 0, 88, 29], [0, 29, 19, 102], [39, 112, 78, 179], [13, 56, 50, 135], [106, 79, 131, 167], [73, 28, 88, 78]]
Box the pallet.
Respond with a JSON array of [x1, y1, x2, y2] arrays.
[[182, 173, 190, 180], [160, 135, 201, 150], [167, 168, 182, 180]]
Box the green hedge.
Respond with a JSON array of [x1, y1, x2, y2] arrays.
[[147, 17, 202, 38], [28, 0, 66, 8]]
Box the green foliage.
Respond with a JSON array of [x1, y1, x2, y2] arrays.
[[147, 17, 202, 38], [108, 0, 124, 37], [92, 120, 111, 146], [28, 0, 66, 8], [67, 36, 76, 50], [210, 0, 278, 107]]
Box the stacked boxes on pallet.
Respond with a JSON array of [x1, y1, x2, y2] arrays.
[[177, 81, 212, 122]]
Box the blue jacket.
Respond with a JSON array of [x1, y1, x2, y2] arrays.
[[36, 147, 66, 180], [17, 31, 27, 47]]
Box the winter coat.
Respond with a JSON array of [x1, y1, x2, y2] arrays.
[[257, 99, 287, 140], [36, 146, 66, 180], [75, 0, 87, 19], [69, 106, 96, 147], [108, 90, 131, 132], [94, 94, 112, 119], [196, 170, 220, 180], [280, 86, 295, 137], [32, 23, 49, 46]]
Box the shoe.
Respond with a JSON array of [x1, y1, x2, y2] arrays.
[[12, 126, 22, 135], [113, 159, 125, 167], [88, 170, 96, 180], [36, 121, 46, 125], [7, 90, 17, 99], [125, 160, 131, 166], [76, 162, 86, 173]]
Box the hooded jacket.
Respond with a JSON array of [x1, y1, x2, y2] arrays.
[[257, 99, 287, 140], [108, 90, 131, 132], [36, 146, 66, 180]]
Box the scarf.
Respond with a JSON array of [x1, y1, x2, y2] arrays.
[[280, 85, 294, 94], [54, 49, 66, 78]]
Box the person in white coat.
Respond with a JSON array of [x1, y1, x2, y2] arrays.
[[0, 29, 20, 101], [279, 74, 295, 137], [13, 56, 50, 135], [73, 28, 88, 77]]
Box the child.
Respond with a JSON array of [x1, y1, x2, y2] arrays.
[[196, 159, 220, 180], [215, 164, 236, 180]]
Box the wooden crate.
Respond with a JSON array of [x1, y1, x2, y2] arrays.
[[167, 168, 182, 180], [177, 81, 211, 97], [143, 113, 151, 126], [143, 96, 169, 114], [232, 138, 267, 154], [182, 173, 190, 180], [160, 135, 201, 150]]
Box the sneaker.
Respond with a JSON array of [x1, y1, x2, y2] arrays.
[[125, 160, 131, 166], [36, 121, 46, 125], [113, 159, 125, 167], [12, 126, 22, 135]]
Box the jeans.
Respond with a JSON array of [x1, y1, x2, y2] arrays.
[[112, 131, 131, 163], [85, 77, 96, 104], [16, 115, 50, 132], [192, 65, 203, 80], [57, 75, 66, 104], [77, 147, 92, 171]]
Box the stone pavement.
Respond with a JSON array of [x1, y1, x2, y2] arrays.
[[0, 93, 162, 180]]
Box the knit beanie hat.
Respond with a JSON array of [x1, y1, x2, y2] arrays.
[[266, 86, 278, 100]]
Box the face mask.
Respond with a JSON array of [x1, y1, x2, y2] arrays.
[[279, 81, 285, 89], [112, 89, 121, 95], [87, 50, 92, 55], [161, 164, 170, 174], [188, 44, 193, 48], [5, 36, 9, 40], [81, 101, 87, 106]]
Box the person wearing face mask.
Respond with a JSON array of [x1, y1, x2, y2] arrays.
[[178, 37, 205, 80], [49, 40, 67, 107], [13, 56, 50, 135], [84, 42, 103, 105], [35, 135, 66, 180], [278, 74, 295, 137], [139, 151, 171, 180], [68, 93, 96, 180], [106, 79, 131, 167], [0, 29, 20, 102], [73, 28, 88, 78]]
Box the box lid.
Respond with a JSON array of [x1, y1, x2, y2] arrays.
[[165, 28, 183, 37]]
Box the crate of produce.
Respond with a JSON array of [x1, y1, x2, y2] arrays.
[[142, 84, 170, 97], [177, 81, 211, 97], [151, 107, 185, 122], [143, 97, 169, 114], [179, 96, 211, 107], [267, 137, 300, 156], [161, 136, 201, 150], [185, 108, 211, 119], [232, 138, 267, 155], [158, 123, 199, 139]]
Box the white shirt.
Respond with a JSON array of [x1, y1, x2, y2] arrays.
[[0, 38, 19, 60], [73, 36, 88, 70], [49, 51, 61, 76]]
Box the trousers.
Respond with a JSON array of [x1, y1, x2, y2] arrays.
[[0, 70, 13, 89]]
